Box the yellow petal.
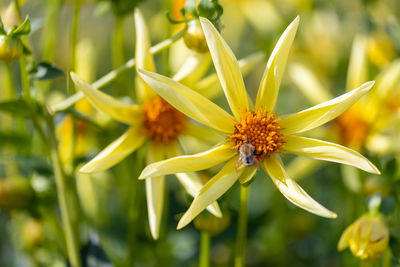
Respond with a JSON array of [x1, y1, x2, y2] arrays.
[[139, 143, 236, 179], [346, 35, 368, 92], [263, 155, 287, 184], [265, 157, 337, 218], [200, 17, 249, 118], [195, 52, 265, 99], [182, 121, 224, 145], [80, 127, 146, 173], [146, 143, 165, 239], [138, 68, 235, 133], [172, 52, 211, 85], [71, 72, 142, 125], [255, 17, 299, 111], [177, 157, 239, 229], [283, 135, 380, 174], [175, 172, 222, 217], [289, 63, 332, 105], [238, 165, 257, 184], [280, 81, 375, 135], [338, 223, 355, 250], [135, 9, 157, 103]]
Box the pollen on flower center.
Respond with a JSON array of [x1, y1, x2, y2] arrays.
[[228, 109, 285, 160], [142, 97, 187, 144], [332, 109, 369, 147]]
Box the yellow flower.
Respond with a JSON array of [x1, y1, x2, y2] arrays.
[[338, 215, 389, 260], [70, 9, 262, 239], [137, 17, 380, 229]]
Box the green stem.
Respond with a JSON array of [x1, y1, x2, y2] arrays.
[[234, 185, 250, 267], [46, 110, 81, 267], [70, 0, 81, 93], [53, 28, 186, 112], [199, 231, 210, 267], [112, 16, 125, 96], [42, 0, 62, 61], [4, 63, 16, 99]]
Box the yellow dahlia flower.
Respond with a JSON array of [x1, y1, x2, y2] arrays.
[[137, 17, 380, 229]]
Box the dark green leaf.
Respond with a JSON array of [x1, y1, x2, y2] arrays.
[[380, 197, 395, 215], [30, 62, 64, 80], [0, 155, 52, 176], [390, 228, 400, 259], [0, 99, 33, 117], [0, 131, 31, 148], [0, 18, 6, 35], [10, 16, 31, 36]]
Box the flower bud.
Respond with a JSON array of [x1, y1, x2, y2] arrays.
[[184, 19, 208, 53], [338, 215, 389, 260], [194, 211, 230, 236], [0, 35, 23, 62], [0, 178, 34, 210]]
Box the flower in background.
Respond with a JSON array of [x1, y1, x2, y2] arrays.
[[138, 16, 380, 229], [287, 35, 400, 183]]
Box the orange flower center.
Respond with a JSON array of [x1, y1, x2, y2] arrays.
[[332, 109, 369, 147], [227, 109, 285, 160], [142, 97, 187, 144]]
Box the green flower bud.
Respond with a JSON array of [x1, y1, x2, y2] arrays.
[[0, 178, 34, 210], [194, 211, 230, 236], [184, 19, 208, 53], [338, 215, 389, 260], [0, 35, 23, 62]]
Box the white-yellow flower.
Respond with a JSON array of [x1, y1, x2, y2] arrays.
[[137, 17, 380, 229]]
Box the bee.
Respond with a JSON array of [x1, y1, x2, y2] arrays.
[[237, 141, 259, 167]]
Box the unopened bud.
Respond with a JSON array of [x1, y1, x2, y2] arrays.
[[0, 35, 23, 62], [0, 178, 34, 210], [194, 211, 230, 236], [184, 19, 208, 53], [338, 215, 389, 260]]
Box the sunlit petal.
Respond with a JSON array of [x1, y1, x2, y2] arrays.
[[255, 17, 299, 111], [175, 172, 222, 217], [146, 143, 165, 239], [284, 136, 380, 174], [200, 17, 249, 118], [177, 157, 239, 229], [138, 68, 234, 133], [337, 223, 354, 250], [280, 81, 375, 135], [289, 63, 332, 105], [71, 72, 142, 125], [135, 9, 157, 103], [80, 127, 146, 173], [263, 155, 287, 184], [182, 121, 224, 145], [195, 52, 265, 99], [263, 156, 337, 218], [139, 143, 236, 179], [346, 35, 368, 92], [238, 165, 257, 184], [172, 52, 211, 85]]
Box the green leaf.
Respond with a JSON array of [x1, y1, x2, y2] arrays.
[[0, 98, 43, 118], [0, 131, 31, 148], [10, 17, 31, 37], [0, 18, 6, 35], [29, 62, 64, 80]]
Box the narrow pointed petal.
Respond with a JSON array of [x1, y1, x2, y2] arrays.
[[255, 17, 299, 111], [182, 121, 224, 145], [80, 127, 146, 173], [135, 9, 157, 103], [289, 63, 332, 105], [338, 223, 354, 250], [346, 35, 368, 92], [71, 72, 142, 125], [177, 157, 239, 229], [146, 143, 165, 239], [138, 69, 234, 133], [264, 156, 337, 218], [263, 155, 287, 184], [175, 172, 222, 217], [280, 81, 375, 135], [283, 136, 380, 174], [172, 52, 211, 85], [238, 165, 257, 184], [139, 143, 236, 179], [200, 17, 249, 118], [195, 52, 265, 99]]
